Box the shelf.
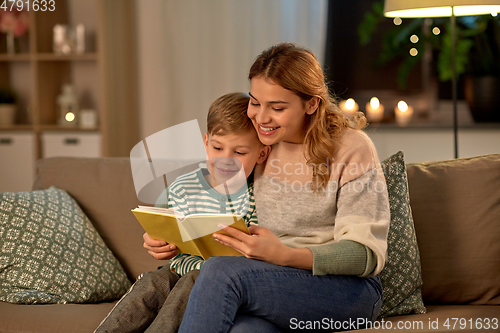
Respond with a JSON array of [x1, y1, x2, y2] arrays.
[[0, 54, 32, 62], [0, 0, 138, 192], [0, 125, 34, 131], [0, 53, 98, 62], [366, 121, 500, 131], [39, 125, 99, 132], [0, 125, 100, 132], [35, 53, 98, 61], [0, 0, 138, 160]]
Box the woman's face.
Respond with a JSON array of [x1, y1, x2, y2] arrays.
[[248, 76, 317, 145]]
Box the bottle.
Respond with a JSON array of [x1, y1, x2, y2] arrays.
[[57, 84, 79, 127]]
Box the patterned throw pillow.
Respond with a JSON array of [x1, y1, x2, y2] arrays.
[[379, 151, 426, 317], [0, 186, 131, 304]]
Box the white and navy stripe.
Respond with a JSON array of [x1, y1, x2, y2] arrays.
[[162, 168, 257, 276]]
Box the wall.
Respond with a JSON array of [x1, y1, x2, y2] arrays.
[[134, 0, 500, 164], [134, 0, 327, 140], [135, 0, 164, 139]]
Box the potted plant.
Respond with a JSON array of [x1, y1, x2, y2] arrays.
[[463, 15, 500, 122], [0, 87, 17, 126], [358, 2, 500, 122]]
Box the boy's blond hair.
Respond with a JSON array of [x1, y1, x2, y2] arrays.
[[207, 92, 254, 136]]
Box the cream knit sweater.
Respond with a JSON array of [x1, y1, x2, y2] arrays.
[[254, 128, 390, 276]]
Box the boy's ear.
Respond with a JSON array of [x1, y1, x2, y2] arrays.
[[306, 97, 320, 115], [203, 133, 209, 148], [257, 145, 271, 164]]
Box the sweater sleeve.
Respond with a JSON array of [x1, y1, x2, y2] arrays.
[[330, 167, 390, 276], [242, 182, 258, 227], [307, 131, 390, 277], [169, 253, 204, 276], [307, 240, 377, 277], [165, 183, 206, 276], [244, 207, 258, 227]]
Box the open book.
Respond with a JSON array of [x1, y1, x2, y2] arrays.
[[132, 206, 250, 260]]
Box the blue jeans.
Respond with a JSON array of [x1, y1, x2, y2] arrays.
[[178, 257, 383, 333]]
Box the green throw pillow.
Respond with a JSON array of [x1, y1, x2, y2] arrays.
[[0, 186, 131, 304], [379, 151, 426, 317]]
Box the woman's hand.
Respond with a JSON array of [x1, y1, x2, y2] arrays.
[[213, 225, 313, 270], [143, 232, 179, 260]]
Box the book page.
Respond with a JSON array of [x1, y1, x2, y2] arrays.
[[136, 206, 181, 216], [179, 215, 244, 241], [132, 210, 202, 257]]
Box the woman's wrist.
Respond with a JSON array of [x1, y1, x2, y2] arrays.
[[281, 247, 313, 270]]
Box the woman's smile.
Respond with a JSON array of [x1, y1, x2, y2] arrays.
[[257, 124, 280, 135]]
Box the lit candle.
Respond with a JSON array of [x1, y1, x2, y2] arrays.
[[366, 97, 384, 123], [339, 98, 359, 119], [61, 111, 77, 127], [395, 101, 413, 126]]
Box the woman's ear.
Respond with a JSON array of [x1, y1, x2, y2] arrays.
[[257, 145, 271, 164], [306, 97, 320, 115]]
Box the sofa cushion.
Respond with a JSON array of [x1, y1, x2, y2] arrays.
[[379, 151, 426, 317], [0, 300, 116, 333], [0, 187, 131, 304], [32, 157, 160, 281], [407, 154, 500, 305]]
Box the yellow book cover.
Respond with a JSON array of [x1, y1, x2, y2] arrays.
[[132, 206, 250, 259]]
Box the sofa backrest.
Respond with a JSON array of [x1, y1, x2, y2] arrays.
[[33, 157, 160, 281], [406, 154, 500, 305], [33, 154, 500, 306]]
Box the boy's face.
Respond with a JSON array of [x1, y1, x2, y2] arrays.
[[203, 129, 269, 188]]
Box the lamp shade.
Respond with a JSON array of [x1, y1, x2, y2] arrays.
[[384, 0, 500, 17]]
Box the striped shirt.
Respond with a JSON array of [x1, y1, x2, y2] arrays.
[[158, 168, 257, 276]]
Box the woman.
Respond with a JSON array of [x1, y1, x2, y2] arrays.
[[145, 42, 390, 332]]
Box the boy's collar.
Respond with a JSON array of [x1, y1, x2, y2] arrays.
[[198, 168, 250, 198]]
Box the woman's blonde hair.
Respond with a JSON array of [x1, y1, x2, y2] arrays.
[[248, 42, 366, 190]]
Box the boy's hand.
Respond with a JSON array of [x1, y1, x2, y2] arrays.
[[143, 232, 179, 260]]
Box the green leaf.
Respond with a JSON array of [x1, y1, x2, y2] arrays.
[[358, 1, 385, 45], [437, 22, 474, 81], [358, 12, 380, 45]]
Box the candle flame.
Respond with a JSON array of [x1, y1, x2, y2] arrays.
[[345, 98, 355, 110], [370, 97, 380, 109], [397, 101, 408, 112], [65, 112, 76, 122]]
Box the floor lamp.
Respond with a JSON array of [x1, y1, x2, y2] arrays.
[[383, 0, 500, 159]]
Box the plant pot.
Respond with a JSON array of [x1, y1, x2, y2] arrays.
[[464, 76, 500, 123], [0, 104, 16, 126]]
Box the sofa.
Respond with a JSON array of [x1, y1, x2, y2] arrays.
[[0, 154, 499, 332]]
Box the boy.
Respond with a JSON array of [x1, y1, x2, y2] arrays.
[[95, 92, 270, 333]]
